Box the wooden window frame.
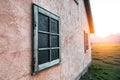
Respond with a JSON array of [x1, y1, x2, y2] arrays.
[[84, 31, 89, 53], [32, 4, 61, 75]]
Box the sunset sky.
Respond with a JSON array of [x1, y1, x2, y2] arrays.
[[90, 0, 120, 37]]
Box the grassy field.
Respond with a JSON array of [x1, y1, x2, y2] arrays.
[[81, 44, 120, 80]]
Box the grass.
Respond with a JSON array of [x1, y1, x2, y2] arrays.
[[80, 44, 120, 80]]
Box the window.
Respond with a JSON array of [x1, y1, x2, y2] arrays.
[[84, 31, 89, 53], [32, 4, 60, 75], [74, 0, 80, 4]]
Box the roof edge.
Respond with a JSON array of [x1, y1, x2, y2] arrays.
[[84, 0, 94, 33]]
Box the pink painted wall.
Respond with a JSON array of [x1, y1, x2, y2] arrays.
[[0, 0, 91, 80]]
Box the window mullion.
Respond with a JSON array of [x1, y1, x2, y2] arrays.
[[38, 30, 59, 35]]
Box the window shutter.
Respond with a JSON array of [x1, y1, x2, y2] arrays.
[[84, 31, 89, 53]]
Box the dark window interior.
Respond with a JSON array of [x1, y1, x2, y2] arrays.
[[38, 33, 49, 48], [37, 10, 60, 64], [38, 13, 49, 32], [38, 50, 50, 64], [50, 19, 59, 33], [51, 49, 59, 60], [51, 35, 59, 47]]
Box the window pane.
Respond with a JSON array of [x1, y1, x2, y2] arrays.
[[38, 13, 49, 32], [38, 33, 49, 48], [38, 50, 50, 64], [51, 35, 59, 47], [51, 49, 59, 60], [50, 19, 59, 33]]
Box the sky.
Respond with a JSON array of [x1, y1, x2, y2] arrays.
[[90, 0, 120, 37]]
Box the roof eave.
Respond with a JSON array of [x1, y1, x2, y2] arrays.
[[84, 0, 94, 34]]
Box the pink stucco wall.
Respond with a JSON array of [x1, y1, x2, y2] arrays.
[[0, 0, 91, 80]]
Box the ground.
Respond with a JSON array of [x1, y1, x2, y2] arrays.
[[81, 44, 120, 80]]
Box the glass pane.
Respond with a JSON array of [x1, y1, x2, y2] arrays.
[[38, 13, 49, 32], [51, 49, 59, 60], [38, 33, 49, 48], [38, 50, 50, 64], [51, 35, 59, 47], [50, 19, 59, 33]]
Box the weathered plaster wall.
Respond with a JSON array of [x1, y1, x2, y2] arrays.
[[0, 0, 32, 80], [0, 0, 91, 80]]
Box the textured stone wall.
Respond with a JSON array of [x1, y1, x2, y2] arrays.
[[0, 0, 91, 80]]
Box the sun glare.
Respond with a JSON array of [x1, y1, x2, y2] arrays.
[[90, 0, 120, 37], [95, 30, 111, 37]]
